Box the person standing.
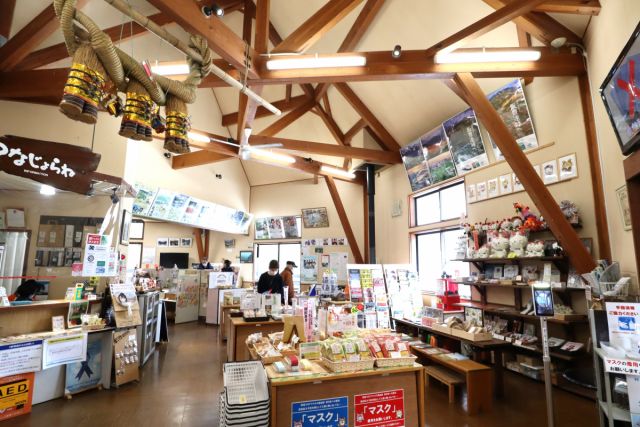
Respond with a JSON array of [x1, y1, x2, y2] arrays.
[[257, 260, 285, 304], [196, 257, 213, 270], [221, 259, 233, 272], [281, 261, 297, 305]]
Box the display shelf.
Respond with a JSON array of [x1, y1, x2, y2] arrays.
[[455, 281, 587, 292], [511, 342, 584, 362], [452, 256, 565, 263], [504, 366, 596, 400], [455, 302, 588, 325], [598, 401, 631, 422]]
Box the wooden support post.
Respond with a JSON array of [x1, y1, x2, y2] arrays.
[[325, 176, 364, 263], [204, 230, 210, 258], [453, 72, 595, 273], [578, 74, 611, 261], [194, 228, 205, 260]]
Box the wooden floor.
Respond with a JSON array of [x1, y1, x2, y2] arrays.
[[13, 322, 599, 427]]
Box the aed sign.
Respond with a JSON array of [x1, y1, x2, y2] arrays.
[[0, 373, 34, 421]]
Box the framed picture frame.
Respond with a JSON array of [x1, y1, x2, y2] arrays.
[[157, 237, 168, 247], [558, 153, 578, 180], [493, 265, 504, 279], [301, 207, 329, 228], [499, 174, 512, 195], [464, 306, 484, 326], [512, 173, 524, 192], [180, 237, 193, 248], [616, 185, 632, 231], [239, 251, 253, 263], [129, 219, 144, 240], [476, 182, 487, 200], [168, 238, 180, 247], [487, 178, 499, 198], [466, 183, 476, 203], [542, 160, 558, 184], [599, 21, 640, 155], [119, 210, 132, 245]]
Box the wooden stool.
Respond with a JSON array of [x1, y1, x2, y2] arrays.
[[424, 365, 464, 403]]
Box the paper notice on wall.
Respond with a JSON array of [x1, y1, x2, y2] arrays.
[[141, 247, 156, 267], [42, 333, 87, 370], [82, 234, 116, 277], [355, 389, 405, 427], [0, 340, 43, 377], [605, 302, 640, 353], [329, 252, 348, 283], [301, 255, 318, 283]]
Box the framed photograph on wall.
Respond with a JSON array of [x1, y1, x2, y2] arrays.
[[512, 173, 524, 192], [499, 174, 512, 195], [301, 208, 329, 228], [476, 182, 487, 200], [180, 237, 193, 248], [542, 160, 558, 184], [558, 153, 578, 180], [120, 210, 132, 245], [239, 251, 253, 263], [129, 220, 144, 240], [168, 238, 180, 247], [616, 185, 632, 231], [487, 178, 499, 198], [600, 21, 640, 155], [157, 237, 168, 247], [466, 183, 476, 203]]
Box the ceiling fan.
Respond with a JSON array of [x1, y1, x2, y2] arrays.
[[213, 128, 283, 160]]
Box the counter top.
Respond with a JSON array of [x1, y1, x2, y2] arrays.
[[0, 298, 102, 312]]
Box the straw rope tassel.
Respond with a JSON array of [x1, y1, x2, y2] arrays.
[[120, 79, 155, 141], [164, 95, 191, 154]]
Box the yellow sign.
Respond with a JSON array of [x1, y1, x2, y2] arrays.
[[0, 373, 34, 421]]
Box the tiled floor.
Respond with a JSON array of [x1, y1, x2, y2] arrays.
[[13, 322, 599, 426]]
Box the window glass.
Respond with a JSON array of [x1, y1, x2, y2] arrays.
[[415, 192, 440, 226], [440, 183, 467, 221], [416, 233, 442, 291]]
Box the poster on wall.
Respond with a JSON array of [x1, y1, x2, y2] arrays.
[[329, 253, 348, 283], [302, 255, 318, 283], [147, 188, 174, 220], [255, 218, 269, 240], [110, 283, 142, 327], [354, 389, 405, 427], [64, 338, 102, 395], [167, 194, 190, 222], [400, 140, 430, 192], [291, 396, 349, 427], [283, 216, 299, 238], [181, 199, 200, 225], [267, 218, 285, 239], [0, 372, 34, 422], [421, 126, 457, 184], [487, 79, 538, 160], [444, 108, 489, 174], [42, 332, 88, 370], [255, 216, 301, 239], [131, 184, 157, 216], [605, 302, 640, 351], [0, 340, 43, 377], [82, 234, 117, 277]]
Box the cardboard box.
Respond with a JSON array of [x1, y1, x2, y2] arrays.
[[451, 328, 494, 342], [429, 324, 452, 335]]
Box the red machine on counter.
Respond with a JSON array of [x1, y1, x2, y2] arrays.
[[436, 274, 460, 311]]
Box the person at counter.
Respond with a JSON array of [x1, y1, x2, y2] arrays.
[[257, 259, 284, 304], [281, 261, 297, 305], [9, 279, 44, 302], [221, 259, 233, 272], [197, 257, 213, 270]]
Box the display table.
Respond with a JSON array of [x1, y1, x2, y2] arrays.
[[266, 363, 425, 427], [227, 317, 284, 362], [220, 304, 239, 341], [411, 345, 492, 414]]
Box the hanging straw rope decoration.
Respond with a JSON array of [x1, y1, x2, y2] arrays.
[[120, 79, 155, 141], [164, 95, 191, 154]]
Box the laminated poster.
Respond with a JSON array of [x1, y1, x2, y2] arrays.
[[0, 340, 43, 377], [444, 108, 489, 174], [420, 126, 457, 184], [400, 140, 430, 192], [131, 184, 157, 216], [42, 332, 88, 370], [0, 373, 34, 421], [147, 189, 174, 220], [82, 234, 116, 277], [355, 389, 405, 427], [487, 79, 538, 160], [166, 194, 190, 222], [301, 255, 318, 283], [65, 338, 102, 395], [291, 396, 348, 427], [267, 217, 285, 239]]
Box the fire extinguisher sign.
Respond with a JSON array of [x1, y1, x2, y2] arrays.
[[354, 389, 405, 427]]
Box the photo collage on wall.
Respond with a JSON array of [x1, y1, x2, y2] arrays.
[[132, 183, 253, 235], [254, 216, 302, 240], [400, 79, 538, 193], [466, 152, 578, 204]]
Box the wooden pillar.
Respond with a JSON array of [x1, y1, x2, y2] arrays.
[[453, 72, 596, 274], [204, 230, 210, 258], [194, 228, 204, 260], [325, 176, 364, 263], [578, 74, 611, 261]]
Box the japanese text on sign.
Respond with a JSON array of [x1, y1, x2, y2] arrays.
[[355, 389, 405, 427], [604, 357, 640, 375], [0, 142, 76, 178], [291, 396, 349, 427]]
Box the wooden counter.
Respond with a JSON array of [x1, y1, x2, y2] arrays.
[[0, 299, 102, 338], [267, 363, 425, 427], [219, 304, 239, 341], [227, 317, 284, 362]]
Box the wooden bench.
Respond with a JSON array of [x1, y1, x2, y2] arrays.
[[424, 365, 464, 403]]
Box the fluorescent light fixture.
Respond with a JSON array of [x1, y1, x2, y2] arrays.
[[40, 184, 56, 195], [266, 54, 366, 71], [150, 62, 190, 76], [188, 131, 211, 143], [250, 149, 296, 165], [321, 165, 356, 179], [435, 49, 542, 64]]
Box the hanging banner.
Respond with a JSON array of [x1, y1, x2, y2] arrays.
[[0, 340, 43, 377], [42, 333, 88, 370], [0, 135, 101, 194], [354, 389, 405, 427], [291, 396, 349, 427], [0, 372, 35, 422], [82, 234, 117, 277]]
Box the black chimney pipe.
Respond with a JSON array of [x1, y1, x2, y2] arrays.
[[366, 164, 376, 263]]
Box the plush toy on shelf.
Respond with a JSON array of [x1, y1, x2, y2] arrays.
[[514, 202, 546, 232]]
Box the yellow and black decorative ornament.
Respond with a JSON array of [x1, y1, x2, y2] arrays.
[[164, 95, 191, 154], [59, 44, 111, 124], [119, 79, 155, 141]]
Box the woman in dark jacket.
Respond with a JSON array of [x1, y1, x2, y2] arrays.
[[256, 259, 284, 303]]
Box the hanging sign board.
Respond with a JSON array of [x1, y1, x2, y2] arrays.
[[0, 340, 43, 377], [0, 135, 101, 194], [291, 396, 349, 427], [354, 389, 405, 427], [82, 234, 117, 277]]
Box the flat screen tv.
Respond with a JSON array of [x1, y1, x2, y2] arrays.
[[159, 252, 189, 269], [600, 21, 640, 155]]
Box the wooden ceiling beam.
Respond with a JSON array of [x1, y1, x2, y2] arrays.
[[249, 135, 401, 164], [344, 119, 366, 143], [452, 72, 595, 273], [315, 104, 345, 145], [272, 0, 365, 54], [259, 100, 315, 137], [171, 150, 232, 169], [335, 83, 400, 152], [482, 0, 581, 45], [325, 175, 364, 263], [426, 0, 547, 56], [15, 12, 172, 71], [535, 0, 600, 15], [0, 0, 16, 41], [254, 0, 270, 54], [517, 26, 534, 85], [222, 94, 308, 126], [236, 1, 261, 143], [0, 1, 89, 71], [314, 0, 385, 100], [147, 0, 259, 78]]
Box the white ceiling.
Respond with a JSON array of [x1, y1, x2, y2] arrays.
[[7, 0, 591, 186]]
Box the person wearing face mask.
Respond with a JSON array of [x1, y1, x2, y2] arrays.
[[257, 259, 285, 303]]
